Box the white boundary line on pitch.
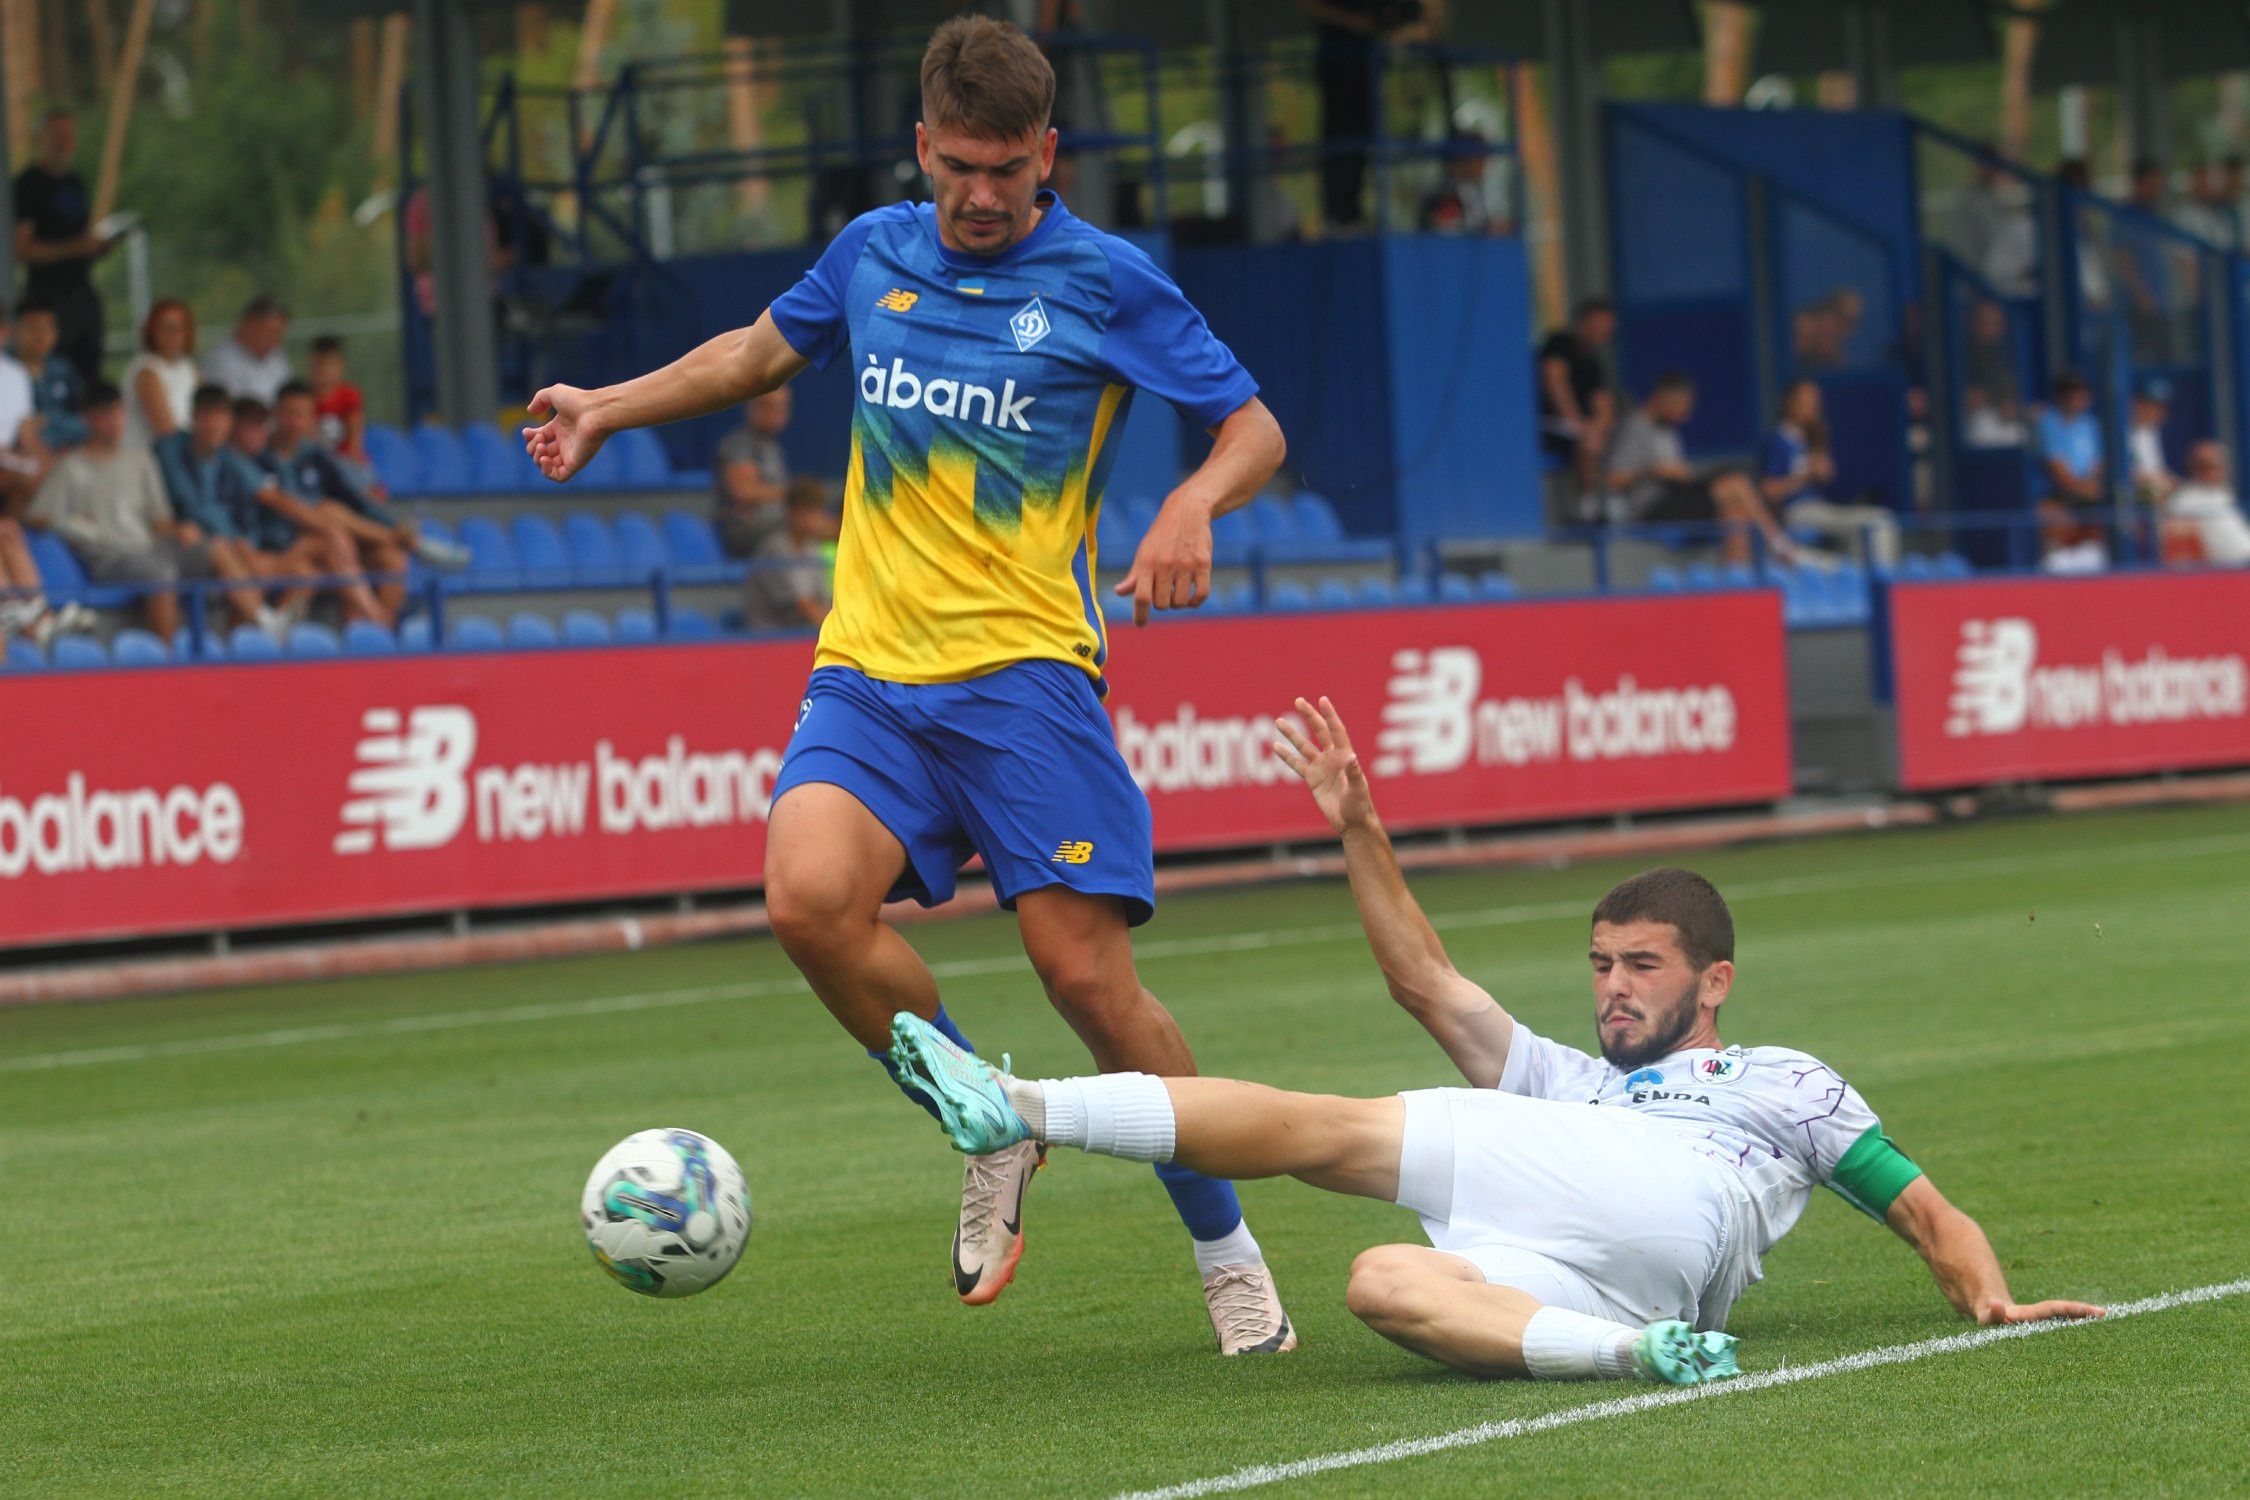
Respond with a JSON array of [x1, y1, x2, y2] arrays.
[[8, 827, 2250, 1075], [1112, 1278, 2250, 1500]]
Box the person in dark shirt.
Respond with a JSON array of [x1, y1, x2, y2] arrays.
[[12, 110, 118, 387], [12, 299, 84, 450], [1298, 0, 1432, 230], [1538, 298, 1618, 496]]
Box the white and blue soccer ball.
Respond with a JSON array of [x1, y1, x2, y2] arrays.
[[581, 1128, 752, 1298]]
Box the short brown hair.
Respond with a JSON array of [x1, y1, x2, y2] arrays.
[[920, 14, 1054, 140], [1591, 868, 1735, 970], [142, 297, 196, 354]]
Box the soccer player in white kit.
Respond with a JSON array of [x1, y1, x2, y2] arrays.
[[887, 698, 2103, 1384]]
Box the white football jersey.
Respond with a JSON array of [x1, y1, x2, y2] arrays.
[[1498, 1021, 1915, 1283]]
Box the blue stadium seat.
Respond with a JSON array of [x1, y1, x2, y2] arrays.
[[452, 615, 505, 651], [1210, 506, 1254, 565], [507, 612, 558, 648], [1437, 573, 1477, 602], [1292, 491, 1345, 541], [613, 607, 659, 643], [661, 511, 730, 581], [1205, 584, 1252, 614], [1244, 494, 1297, 544], [4, 636, 44, 670], [227, 624, 282, 661], [1684, 564, 1722, 590], [613, 427, 676, 490], [563, 512, 627, 584], [1101, 593, 1134, 622], [364, 424, 421, 497], [1392, 575, 1433, 605], [1116, 496, 1160, 538], [1893, 554, 1933, 581], [1095, 502, 1135, 559], [464, 423, 537, 494], [185, 630, 229, 663], [1355, 577, 1397, 606], [1265, 490, 1391, 565], [51, 634, 106, 669], [561, 609, 612, 645], [574, 433, 631, 491], [26, 529, 132, 608], [456, 517, 518, 580], [343, 620, 397, 655], [397, 615, 436, 651], [110, 628, 170, 666], [1721, 564, 1757, 588], [612, 512, 669, 577], [1646, 566, 1685, 592], [411, 424, 474, 497], [666, 608, 719, 641], [287, 623, 342, 658], [1477, 571, 1517, 599], [1267, 581, 1313, 610], [510, 515, 571, 582], [1933, 551, 1972, 579], [1314, 579, 1357, 610]]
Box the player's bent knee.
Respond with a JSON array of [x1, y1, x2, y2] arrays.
[[1346, 1245, 1436, 1327]]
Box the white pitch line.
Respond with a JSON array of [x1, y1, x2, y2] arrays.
[[1113, 1278, 2250, 1500], [7, 826, 2247, 1075]]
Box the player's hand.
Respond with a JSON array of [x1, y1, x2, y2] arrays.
[[1974, 1297, 2105, 1325], [1114, 491, 1213, 625], [1273, 695, 1377, 834], [522, 384, 607, 483]]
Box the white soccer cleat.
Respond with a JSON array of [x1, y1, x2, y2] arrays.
[[952, 1138, 1044, 1305], [1204, 1260, 1298, 1355]]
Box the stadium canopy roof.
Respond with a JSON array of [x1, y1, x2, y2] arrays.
[[1751, 1, 1996, 76], [2027, 0, 2250, 87]]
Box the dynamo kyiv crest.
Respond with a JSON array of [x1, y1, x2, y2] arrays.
[[1009, 296, 1052, 352]]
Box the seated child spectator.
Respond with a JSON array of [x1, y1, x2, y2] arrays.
[[12, 298, 83, 450], [712, 388, 792, 557], [742, 477, 837, 631]]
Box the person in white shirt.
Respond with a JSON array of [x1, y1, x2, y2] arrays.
[[121, 296, 200, 450], [201, 295, 293, 403], [887, 699, 2105, 1387], [2128, 378, 2178, 504], [2164, 440, 2250, 566]]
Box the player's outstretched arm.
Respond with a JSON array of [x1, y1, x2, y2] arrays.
[[522, 309, 808, 483], [1273, 696, 1516, 1088], [1115, 397, 1284, 625], [1885, 1175, 2106, 1325]]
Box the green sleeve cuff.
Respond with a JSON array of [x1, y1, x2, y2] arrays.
[[1828, 1124, 1923, 1221]]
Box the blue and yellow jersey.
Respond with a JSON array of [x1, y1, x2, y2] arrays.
[[767, 193, 1255, 686]]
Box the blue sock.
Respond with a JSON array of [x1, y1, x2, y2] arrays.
[[868, 1005, 975, 1123], [1154, 1160, 1245, 1241]]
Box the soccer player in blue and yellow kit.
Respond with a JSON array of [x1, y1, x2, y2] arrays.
[[524, 16, 1296, 1353]]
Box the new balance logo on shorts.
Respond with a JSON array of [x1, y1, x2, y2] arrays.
[[1051, 840, 1094, 865]]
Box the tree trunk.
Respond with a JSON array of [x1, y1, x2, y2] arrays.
[[3, 0, 42, 164], [1513, 62, 1567, 333], [725, 36, 768, 216], [93, 0, 157, 224], [1703, 2, 1752, 107], [372, 14, 411, 178], [2001, 3, 2041, 161]]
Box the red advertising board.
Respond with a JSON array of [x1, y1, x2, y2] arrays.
[[1891, 572, 2250, 790], [0, 593, 1791, 946]]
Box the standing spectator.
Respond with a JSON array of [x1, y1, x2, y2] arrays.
[[2036, 372, 2107, 567], [1536, 298, 1617, 497], [1758, 379, 1900, 568], [26, 383, 270, 641], [0, 516, 92, 644], [121, 298, 200, 450], [2115, 159, 2175, 363], [1417, 129, 1503, 235], [1603, 373, 1797, 567], [267, 380, 465, 619], [218, 394, 388, 625], [2171, 161, 2239, 249], [2163, 441, 2250, 565], [1961, 300, 2026, 447], [12, 108, 117, 386], [743, 478, 839, 631], [204, 297, 294, 403], [14, 299, 84, 450], [712, 387, 793, 556], [1297, 0, 1433, 231], [2128, 378, 2178, 504], [2057, 159, 2113, 316], [2227, 156, 2250, 251]]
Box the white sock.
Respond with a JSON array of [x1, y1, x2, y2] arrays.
[[1189, 1218, 1262, 1276], [1520, 1307, 1643, 1381], [1018, 1074, 1176, 1162]]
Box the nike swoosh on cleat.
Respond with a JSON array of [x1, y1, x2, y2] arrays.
[[1000, 1163, 1033, 1237], [1235, 1317, 1294, 1355], [951, 1230, 982, 1299]]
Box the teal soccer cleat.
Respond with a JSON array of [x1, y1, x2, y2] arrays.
[[1632, 1321, 1741, 1386], [888, 1012, 1034, 1155]]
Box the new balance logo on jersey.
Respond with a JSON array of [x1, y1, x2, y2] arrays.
[[860, 356, 1036, 432], [1051, 840, 1094, 864], [335, 706, 477, 854], [876, 288, 919, 313]]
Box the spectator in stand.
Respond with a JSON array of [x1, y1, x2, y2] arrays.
[[0, 515, 93, 644], [12, 108, 118, 386], [121, 298, 200, 451], [266, 380, 465, 619], [204, 297, 293, 404], [2037, 372, 2107, 569], [306, 336, 367, 462], [744, 478, 839, 631], [712, 387, 793, 557], [0, 298, 48, 514], [1299, 0, 1434, 231], [1758, 379, 1900, 569], [1604, 373, 1798, 567], [2128, 378, 2178, 505], [1537, 298, 1616, 497], [1418, 129, 1504, 236], [219, 394, 390, 625], [14, 299, 84, 451], [1961, 299, 2026, 448], [2173, 161, 2239, 249], [27, 382, 272, 641], [2164, 441, 2250, 566], [2227, 156, 2250, 251], [2115, 159, 2176, 364]]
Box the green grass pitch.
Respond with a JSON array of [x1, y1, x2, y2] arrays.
[[5, 803, 2248, 1496]]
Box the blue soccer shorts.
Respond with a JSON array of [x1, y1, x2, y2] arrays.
[[769, 660, 1156, 925]]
